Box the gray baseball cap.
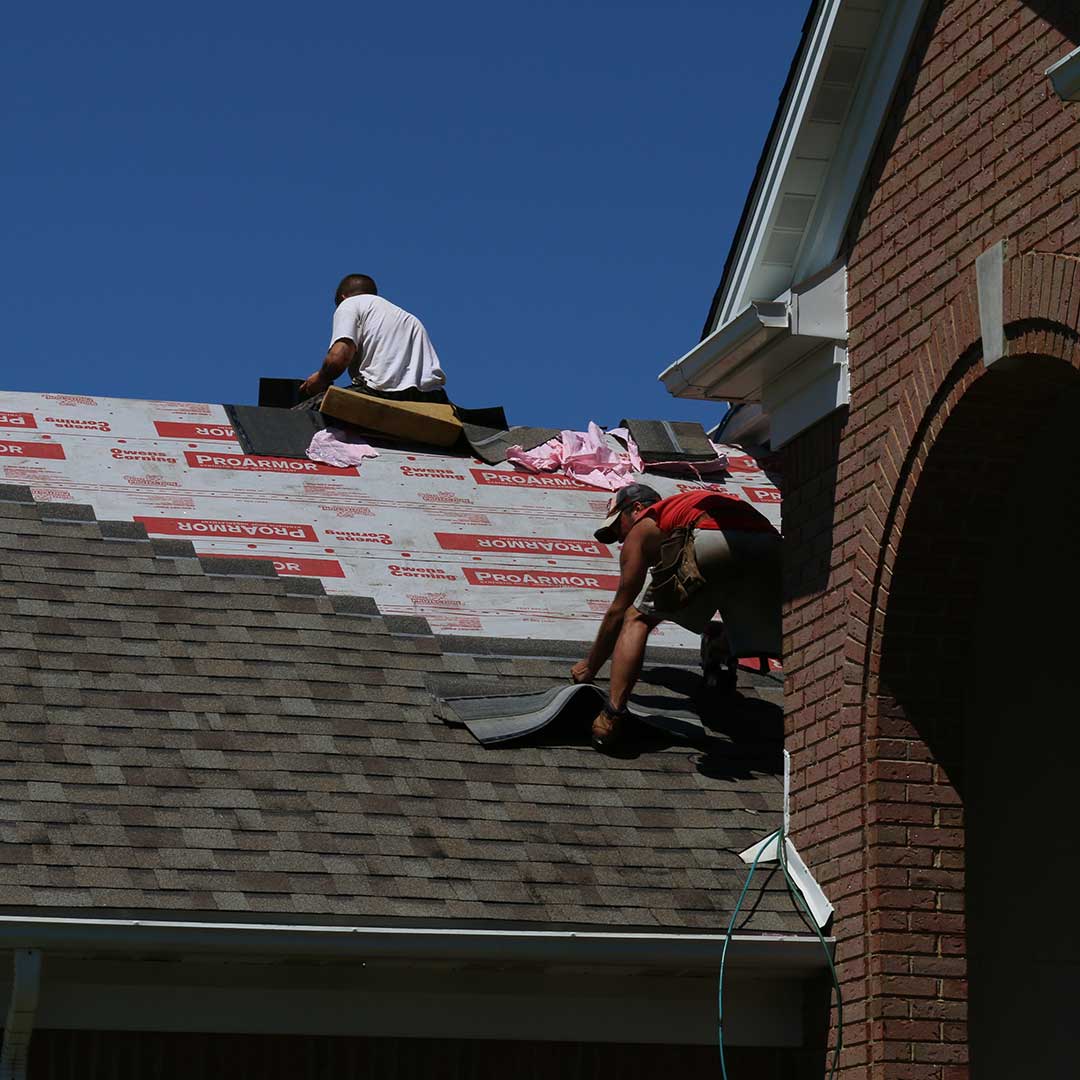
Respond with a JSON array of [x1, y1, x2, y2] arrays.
[[594, 482, 662, 543]]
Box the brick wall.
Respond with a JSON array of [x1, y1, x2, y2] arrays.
[[781, 1, 1080, 1076]]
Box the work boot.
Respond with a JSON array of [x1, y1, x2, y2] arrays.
[[591, 702, 627, 751]]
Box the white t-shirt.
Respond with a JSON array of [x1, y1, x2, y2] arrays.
[[330, 294, 446, 392]]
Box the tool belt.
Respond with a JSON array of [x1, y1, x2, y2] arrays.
[[642, 512, 708, 611]]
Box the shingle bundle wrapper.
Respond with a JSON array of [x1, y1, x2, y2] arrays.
[[620, 419, 719, 463]]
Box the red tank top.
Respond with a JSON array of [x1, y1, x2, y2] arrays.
[[643, 489, 776, 534]]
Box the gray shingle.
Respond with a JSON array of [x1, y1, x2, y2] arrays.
[[0, 490, 798, 936]]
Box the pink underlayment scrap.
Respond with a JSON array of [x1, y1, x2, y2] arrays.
[[505, 423, 641, 491], [306, 427, 380, 469], [505, 423, 729, 490]]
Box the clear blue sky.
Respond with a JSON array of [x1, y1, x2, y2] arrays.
[[2, 1, 807, 432]]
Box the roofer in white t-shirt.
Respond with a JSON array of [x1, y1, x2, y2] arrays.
[[299, 274, 448, 405]]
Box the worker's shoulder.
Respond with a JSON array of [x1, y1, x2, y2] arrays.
[[358, 294, 417, 321]]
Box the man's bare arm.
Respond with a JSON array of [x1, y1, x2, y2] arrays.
[[299, 339, 356, 398], [572, 524, 653, 682]]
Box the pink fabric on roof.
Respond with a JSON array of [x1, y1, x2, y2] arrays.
[[306, 428, 380, 469], [506, 422, 641, 491]]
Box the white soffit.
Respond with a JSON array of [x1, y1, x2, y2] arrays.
[[714, 0, 930, 333], [659, 0, 929, 443]]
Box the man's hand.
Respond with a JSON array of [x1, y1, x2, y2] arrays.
[[570, 660, 595, 684], [299, 370, 331, 399], [299, 340, 356, 400]]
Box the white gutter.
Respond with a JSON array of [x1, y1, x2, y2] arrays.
[[659, 303, 789, 401], [0, 916, 830, 972], [0, 950, 41, 1080]]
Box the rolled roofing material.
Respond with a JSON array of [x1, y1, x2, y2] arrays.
[[620, 419, 718, 462], [453, 405, 560, 465], [437, 682, 707, 746], [459, 423, 561, 465], [225, 404, 326, 459]]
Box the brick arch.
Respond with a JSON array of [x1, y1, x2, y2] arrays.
[[855, 252, 1080, 711], [846, 252, 1080, 1070]]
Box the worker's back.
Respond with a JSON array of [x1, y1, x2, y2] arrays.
[[331, 294, 446, 393]]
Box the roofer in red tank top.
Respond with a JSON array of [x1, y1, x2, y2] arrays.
[[571, 483, 781, 750]]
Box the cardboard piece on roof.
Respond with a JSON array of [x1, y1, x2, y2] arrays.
[[320, 386, 463, 447]]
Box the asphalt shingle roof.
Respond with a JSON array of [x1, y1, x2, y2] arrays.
[[0, 483, 797, 934]]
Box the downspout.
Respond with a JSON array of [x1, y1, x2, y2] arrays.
[[0, 949, 41, 1080]]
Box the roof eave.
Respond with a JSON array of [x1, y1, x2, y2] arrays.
[[0, 914, 831, 974]]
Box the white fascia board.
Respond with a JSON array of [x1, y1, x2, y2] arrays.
[[716, 0, 846, 328], [764, 343, 849, 447], [0, 915, 829, 974], [1046, 46, 1080, 101]]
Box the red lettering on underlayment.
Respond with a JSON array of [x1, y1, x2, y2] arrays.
[[463, 567, 621, 590], [723, 454, 764, 474], [469, 468, 605, 492], [199, 553, 345, 578], [434, 532, 612, 558], [154, 421, 237, 441], [742, 486, 781, 504], [0, 412, 37, 429], [183, 451, 358, 476], [0, 440, 66, 459], [134, 516, 320, 541]]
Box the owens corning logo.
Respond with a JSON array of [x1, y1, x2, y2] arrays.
[[463, 567, 621, 590], [469, 468, 603, 492], [43, 416, 111, 432], [325, 529, 392, 544], [388, 564, 457, 580], [400, 466, 465, 480], [134, 516, 319, 541], [0, 441, 66, 460], [111, 449, 177, 463], [0, 412, 36, 429], [183, 451, 357, 476], [434, 532, 612, 558]]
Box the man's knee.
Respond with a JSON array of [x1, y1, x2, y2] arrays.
[[624, 606, 660, 632]]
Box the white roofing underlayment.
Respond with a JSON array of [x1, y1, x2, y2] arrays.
[[0, 390, 781, 649]]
